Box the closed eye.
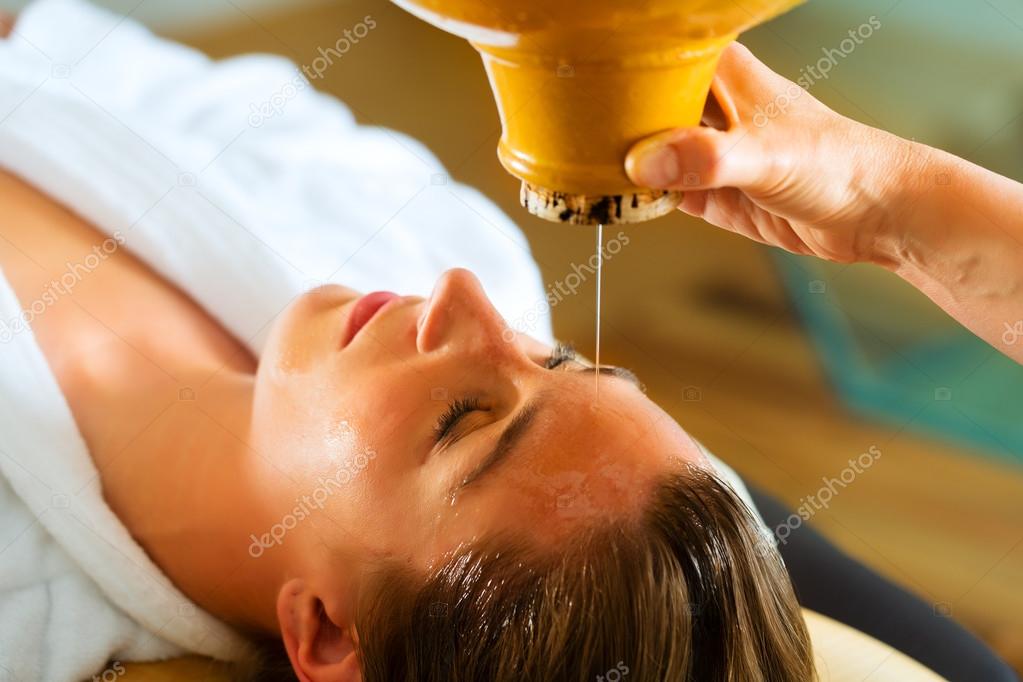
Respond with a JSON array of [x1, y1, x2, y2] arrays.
[[433, 343, 641, 446], [434, 344, 576, 445], [434, 396, 484, 443]]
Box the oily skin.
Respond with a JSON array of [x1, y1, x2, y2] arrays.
[[254, 269, 706, 679], [254, 270, 701, 559], [0, 162, 705, 682], [13, 17, 1019, 676]]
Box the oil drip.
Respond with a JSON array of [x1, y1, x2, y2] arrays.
[[594, 223, 603, 401]]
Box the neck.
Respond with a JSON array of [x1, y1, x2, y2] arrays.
[[0, 166, 295, 634], [103, 363, 288, 635]]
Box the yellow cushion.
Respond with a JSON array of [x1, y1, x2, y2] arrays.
[[118, 609, 946, 681], [806, 610, 946, 681], [116, 656, 232, 681]]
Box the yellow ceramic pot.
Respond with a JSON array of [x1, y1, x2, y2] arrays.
[[393, 0, 803, 224]]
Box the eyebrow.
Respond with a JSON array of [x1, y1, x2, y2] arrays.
[[448, 365, 642, 497]]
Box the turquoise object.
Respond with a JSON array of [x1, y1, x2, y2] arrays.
[[772, 251, 1023, 464]]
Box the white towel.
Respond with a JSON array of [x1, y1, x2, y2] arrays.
[[0, 1, 766, 679], [0, 0, 552, 678]]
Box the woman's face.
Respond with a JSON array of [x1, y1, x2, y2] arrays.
[[251, 268, 706, 575]]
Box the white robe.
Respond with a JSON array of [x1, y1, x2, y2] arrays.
[[0, 1, 768, 679]]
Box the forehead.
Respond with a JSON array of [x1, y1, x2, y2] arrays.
[[444, 374, 706, 546], [531, 377, 689, 465]]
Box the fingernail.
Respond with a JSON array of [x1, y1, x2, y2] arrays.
[[630, 143, 681, 188]]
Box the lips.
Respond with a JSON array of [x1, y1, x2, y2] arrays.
[[342, 291, 400, 347]]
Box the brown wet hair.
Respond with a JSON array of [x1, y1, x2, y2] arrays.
[[238, 467, 814, 681]]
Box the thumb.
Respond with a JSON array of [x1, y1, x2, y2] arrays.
[[625, 126, 770, 192]]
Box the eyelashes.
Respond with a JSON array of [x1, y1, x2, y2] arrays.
[[545, 342, 577, 369], [434, 396, 483, 443], [433, 343, 577, 443]]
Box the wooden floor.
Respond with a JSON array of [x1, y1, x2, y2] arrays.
[[181, 1, 1023, 673]]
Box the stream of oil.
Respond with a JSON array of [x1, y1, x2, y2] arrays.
[[594, 223, 603, 401]]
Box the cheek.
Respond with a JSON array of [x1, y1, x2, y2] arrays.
[[348, 372, 441, 452], [251, 371, 327, 445], [262, 298, 347, 374], [250, 373, 370, 484], [333, 447, 448, 565]]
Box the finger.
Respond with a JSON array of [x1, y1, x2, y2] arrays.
[[681, 188, 812, 256], [677, 189, 708, 217], [676, 188, 766, 245], [625, 125, 772, 192], [703, 76, 739, 130], [715, 41, 794, 104], [700, 83, 729, 130]]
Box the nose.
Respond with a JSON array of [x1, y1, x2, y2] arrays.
[[417, 268, 515, 355]]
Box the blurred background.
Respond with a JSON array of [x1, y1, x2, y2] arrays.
[[4, 0, 1021, 673]]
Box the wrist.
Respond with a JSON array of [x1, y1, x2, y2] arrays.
[[860, 133, 936, 271]]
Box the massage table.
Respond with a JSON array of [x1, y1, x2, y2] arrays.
[[116, 609, 946, 681]]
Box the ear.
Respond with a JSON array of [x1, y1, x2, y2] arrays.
[[277, 578, 363, 682]]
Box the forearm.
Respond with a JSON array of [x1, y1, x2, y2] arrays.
[[874, 141, 1023, 362], [625, 43, 1023, 362]]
